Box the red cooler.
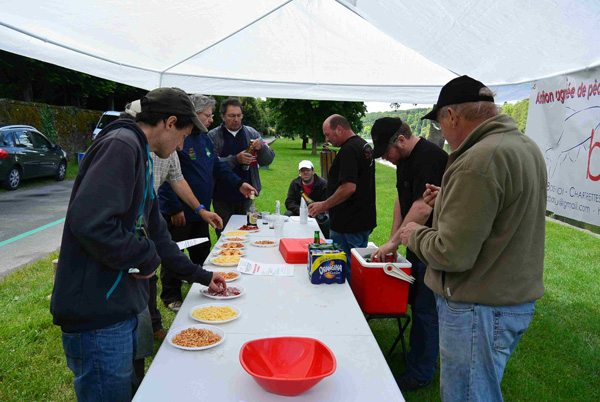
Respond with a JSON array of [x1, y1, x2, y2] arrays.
[[350, 247, 412, 315]]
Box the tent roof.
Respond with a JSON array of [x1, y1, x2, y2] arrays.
[[1, 0, 598, 103]]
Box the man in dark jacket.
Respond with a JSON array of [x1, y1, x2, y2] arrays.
[[284, 160, 327, 216], [50, 87, 226, 402], [159, 95, 256, 312]]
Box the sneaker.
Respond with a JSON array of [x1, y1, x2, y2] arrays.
[[396, 376, 432, 392], [153, 328, 167, 340], [166, 301, 182, 313]]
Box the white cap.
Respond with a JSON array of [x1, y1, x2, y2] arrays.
[[298, 160, 314, 170]]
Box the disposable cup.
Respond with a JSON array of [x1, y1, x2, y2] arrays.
[[274, 217, 284, 238]]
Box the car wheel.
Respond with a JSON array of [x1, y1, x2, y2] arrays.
[[55, 160, 67, 181], [2, 166, 21, 190]]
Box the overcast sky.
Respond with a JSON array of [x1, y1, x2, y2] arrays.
[[365, 101, 433, 113]]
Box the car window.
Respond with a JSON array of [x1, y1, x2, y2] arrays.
[[31, 131, 52, 150], [98, 114, 119, 129], [0, 131, 12, 146], [14, 130, 35, 149], [3, 132, 16, 147]]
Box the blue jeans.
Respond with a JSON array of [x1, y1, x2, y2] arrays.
[[62, 316, 138, 402], [330, 228, 372, 283], [436, 295, 535, 402], [405, 254, 439, 383]]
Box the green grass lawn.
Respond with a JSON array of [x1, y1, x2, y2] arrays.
[[0, 139, 599, 401]]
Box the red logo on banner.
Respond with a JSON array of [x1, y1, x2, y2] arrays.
[[587, 128, 600, 181]]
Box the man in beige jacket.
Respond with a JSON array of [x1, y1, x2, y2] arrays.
[[400, 76, 547, 402]]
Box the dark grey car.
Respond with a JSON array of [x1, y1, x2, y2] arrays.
[[0, 125, 68, 190]]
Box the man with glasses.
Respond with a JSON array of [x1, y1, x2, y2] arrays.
[[370, 117, 447, 392], [208, 97, 275, 235], [400, 76, 546, 401]]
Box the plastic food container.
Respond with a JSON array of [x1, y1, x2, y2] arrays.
[[350, 247, 412, 314], [239, 337, 336, 396], [279, 238, 325, 264]]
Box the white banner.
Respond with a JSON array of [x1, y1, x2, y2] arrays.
[[526, 68, 600, 226]]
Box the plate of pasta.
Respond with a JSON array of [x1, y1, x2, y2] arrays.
[[215, 242, 246, 250], [250, 239, 279, 248], [224, 230, 248, 237], [216, 271, 240, 282], [189, 303, 241, 324], [210, 256, 241, 266], [212, 248, 246, 257], [222, 236, 248, 243], [167, 324, 225, 351]]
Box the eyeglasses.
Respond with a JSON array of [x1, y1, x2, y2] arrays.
[[201, 112, 214, 119], [431, 120, 441, 130], [226, 114, 243, 119]]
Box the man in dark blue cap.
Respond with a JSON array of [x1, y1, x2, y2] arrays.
[[371, 117, 447, 391]]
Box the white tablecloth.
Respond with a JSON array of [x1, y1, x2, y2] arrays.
[[134, 215, 404, 401]]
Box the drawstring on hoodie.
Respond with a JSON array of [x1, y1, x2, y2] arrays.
[[106, 143, 154, 300]]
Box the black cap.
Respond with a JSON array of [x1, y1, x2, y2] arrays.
[[141, 87, 207, 132], [421, 75, 494, 121], [371, 117, 402, 159]]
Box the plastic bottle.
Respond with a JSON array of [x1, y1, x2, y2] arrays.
[[299, 198, 308, 224]]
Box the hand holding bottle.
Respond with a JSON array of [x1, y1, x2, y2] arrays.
[[237, 150, 254, 165]]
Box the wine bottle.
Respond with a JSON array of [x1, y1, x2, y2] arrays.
[[300, 192, 326, 222], [241, 140, 254, 171]]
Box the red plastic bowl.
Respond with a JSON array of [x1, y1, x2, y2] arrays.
[[239, 337, 337, 397]]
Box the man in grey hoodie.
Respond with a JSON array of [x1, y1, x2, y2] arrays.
[[51, 88, 226, 401]]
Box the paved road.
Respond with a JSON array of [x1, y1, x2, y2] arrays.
[[0, 180, 74, 278]]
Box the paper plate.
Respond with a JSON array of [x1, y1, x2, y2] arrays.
[[237, 226, 261, 232], [212, 248, 246, 257], [167, 324, 225, 351], [189, 303, 241, 324], [224, 231, 248, 237], [200, 285, 246, 300], [215, 242, 246, 250], [250, 239, 279, 248], [216, 271, 241, 282], [210, 257, 241, 267], [222, 236, 248, 243]]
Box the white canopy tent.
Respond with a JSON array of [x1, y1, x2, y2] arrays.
[[1, 0, 599, 103]]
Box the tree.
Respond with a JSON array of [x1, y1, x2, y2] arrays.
[[0, 50, 147, 110], [267, 98, 366, 155], [502, 99, 529, 133]]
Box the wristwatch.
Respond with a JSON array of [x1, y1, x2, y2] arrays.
[[195, 205, 206, 215]]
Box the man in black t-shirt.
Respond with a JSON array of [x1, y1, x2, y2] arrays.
[[308, 114, 376, 283], [371, 117, 448, 392]]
